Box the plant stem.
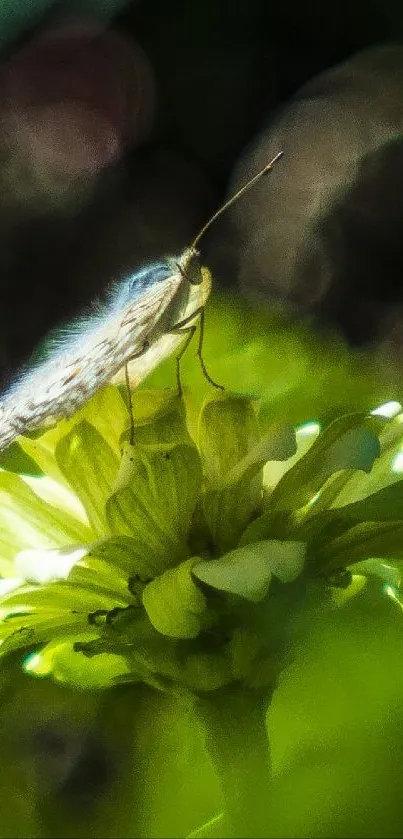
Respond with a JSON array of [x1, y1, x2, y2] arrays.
[[197, 685, 273, 838]]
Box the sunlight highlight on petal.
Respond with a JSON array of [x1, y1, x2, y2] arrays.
[[22, 651, 51, 677], [15, 546, 88, 583], [0, 577, 24, 596], [296, 421, 321, 437], [371, 401, 402, 418], [391, 452, 403, 473], [22, 474, 89, 524]]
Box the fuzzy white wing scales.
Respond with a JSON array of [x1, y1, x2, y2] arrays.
[[0, 269, 183, 450]]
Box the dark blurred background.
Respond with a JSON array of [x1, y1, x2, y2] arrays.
[[0, 0, 403, 383]]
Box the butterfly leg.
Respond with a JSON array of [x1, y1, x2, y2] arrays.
[[124, 364, 135, 444], [124, 340, 151, 443], [172, 307, 224, 396]]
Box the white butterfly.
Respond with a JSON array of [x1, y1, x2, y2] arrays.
[[0, 153, 282, 451]]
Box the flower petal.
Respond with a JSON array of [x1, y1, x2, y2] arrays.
[[106, 443, 202, 573], [198, 394, 260, 485], [24, 634, 131, 689], [317, 521, 403, 570], [0, 471, 93, 569], [15, 546, 87, 583], [86, 536, 165, 580], [142, 558, 207, 638], [270, 414, 383, 513], [22, 474, 89, 524], [56, 420, 119, 536], [122, 388, 191, 446], [193, 540, 306, 602], [349, 558, 401, 587]]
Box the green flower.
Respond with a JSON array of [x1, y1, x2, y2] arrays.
[[0, 383, 402, 694]]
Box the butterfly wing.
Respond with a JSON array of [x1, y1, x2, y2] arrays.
[[0, 265, 183, 450]]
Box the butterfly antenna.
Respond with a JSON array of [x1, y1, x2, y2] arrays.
[[190, 150, 284, 251]]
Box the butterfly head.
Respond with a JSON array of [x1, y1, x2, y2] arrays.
[[177, 247, 203, 286]]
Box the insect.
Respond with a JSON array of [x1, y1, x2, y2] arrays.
[[0, 151, 283, 451]]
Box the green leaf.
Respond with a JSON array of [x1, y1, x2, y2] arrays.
[[67, 558, 134, 603], [193, 540, 306, 602], [19, 430, 73, 487], [270, 414, 382, 513], [106, 443, 202, 573], [333, 479, 403, 524], [202, 473, 260, 554], [331, 409, 403, 505], [227, 627, 263, 681], [142, 558, 208, 638], [261, 420, 320, 498], [0, 471, 93, 566], [231, 424, 297, 484], [106, 482, 182, 571], [238, 511, 284, 547], [0, 441, 40, 476], [79, 616, 184, 689], [56, 420, 119, 536]]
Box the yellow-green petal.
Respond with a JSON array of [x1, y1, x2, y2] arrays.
[[123, 388, 191, 446], [142, 558, 207, 638], [0, 471, 93, 569], [56, 420, 119, 536], [198, 394, 259, 485], [193, 540, 306, 602], [270, 414, 383, 513], [106, 443, 202, 573], [24, 633, 131, 688]]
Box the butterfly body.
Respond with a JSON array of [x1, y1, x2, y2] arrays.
[[0, 247, 203, 450]]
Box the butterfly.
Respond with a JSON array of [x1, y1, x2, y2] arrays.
[[0, 152, 283, 451]]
